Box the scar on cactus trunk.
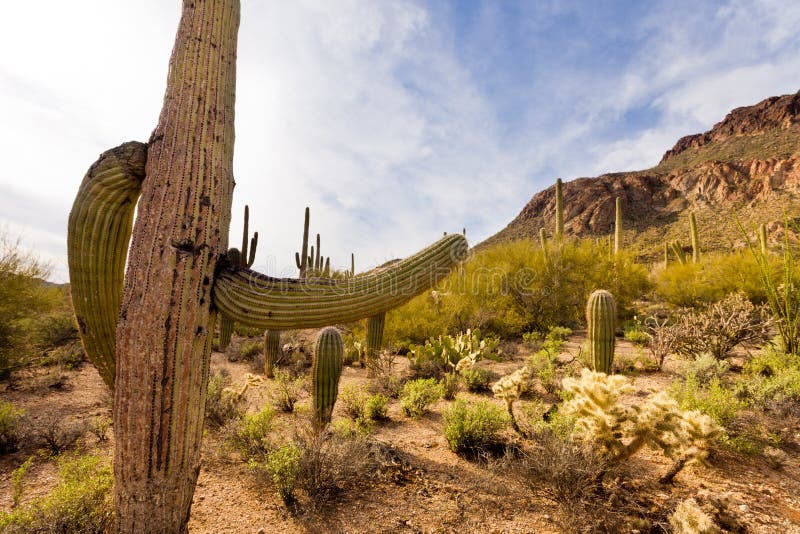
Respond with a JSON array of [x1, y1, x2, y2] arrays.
[[586, 290, 616, 374], [66, 1, 467, 531]]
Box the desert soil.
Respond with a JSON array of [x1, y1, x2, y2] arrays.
[[1, 333, 799, 533]]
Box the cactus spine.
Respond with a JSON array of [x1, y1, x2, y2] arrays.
[[555, 178, 564, 240], [614, 197, 622, 254], [264, 330, 281, 379], [586, 290, 616, 374], [365, 313, 386, 374], [690, 212, 700, 263], [312, 327, 343, 428]]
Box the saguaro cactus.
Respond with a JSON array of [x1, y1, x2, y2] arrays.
[[294, 207, 310, 278], [690, 212, 700, 263], [539, 227, 549, 263], [264, 330, 281, 379], [365, 313, 386, 374], [759, 223, 768, 255], [614, 197, 622, 254], [586, 290, 616, 374], [312, 327, 343, 428], [671, 241, 687, 265], [219, 206, 259, 351], [66, 1, 467, 530], [555, 178, 564, 240]]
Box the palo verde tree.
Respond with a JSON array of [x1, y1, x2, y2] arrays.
[[67, 1, 467, 531]]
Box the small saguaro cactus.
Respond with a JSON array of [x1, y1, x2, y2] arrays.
[[539, 227, 550, 263], [689, 212, 700, 263], [664, 241, 669, 268], [614, 197, 622, 255], [555, 178, 564, 240], [586, 289, 616, 374], [219, 206, 259, 351], [759, 223, 768, 255], [365, 313, 386, 374], [312, 327, 344, 428], [264, 329, 281, 378], [350, 253, 355, 276]]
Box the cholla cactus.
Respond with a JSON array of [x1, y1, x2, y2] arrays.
[[492, 366, 531, 431], [670, 498, 719, 534], [562, 369, 720, 482]]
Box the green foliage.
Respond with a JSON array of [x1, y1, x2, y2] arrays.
[[339, 385, 389, 425], [0, 453, 113, 533], [227, 406, 275, 461], [653, 251, 770, 307], [670, 376, 744, 428], [442, 399, 509, 453], [0, 234, 60, 378], [0, 400, 26, 454], [677, 354, 730, 386], [87, 417, 111, 443], [238, 340, 263, 360], [272, 370, 306, 413], [400, 378, 444, 418], [385, 239, 649, 344], [740, 347, 800, 409], [11, 456, 34, 508], [441, 372, 460, 400], [205, 369, 246, 427], [253, 443, 302, 505], [461, 367, 492, 392], [38, 416, 86, 456]]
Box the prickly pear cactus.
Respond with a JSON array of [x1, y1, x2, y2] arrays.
[[312, 327, 344, 428], [586, 289, 616, 374]]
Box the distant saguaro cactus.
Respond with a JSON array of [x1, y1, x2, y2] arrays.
[[690, 212, 700, 263], [312, 327, 344, 428], [555, 178, 564, 240], [586, 290, 616, 374]]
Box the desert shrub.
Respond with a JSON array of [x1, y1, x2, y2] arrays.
[[670, 292, 772, 360], [0, 453, 113, 533], [669, 498, 718, 534], [739, 347, 800, 411], [36, 312, 78, 351], [461, 367, 493, 392], [88, 416, 111, 443], [11, 456, 34, 508], [385, 239, 649, 344], [400, 378, 443, 418], [623, 317, 650, 346], [233, 323, 263, 337], [522, 331, 542, 347], [205, 369, 246, 427], [654, 251, 768, 307], [441, 372, 460, 400], [526, 350, 560, 394], [38, 416, 85, 456], [563, 369, 720, 483], [0, 234, 59, 378], [670, 376, 744, 428], [253, 443, 302, 505], [271, 370, 306, 413], [226, 406, 275, 461], [0, 400, 26, 454], [238, 340, 263, 360], [677, 354, 730, 385], [339, 385, 389, 425], [643, 315, 678, 369], [442, 399, 509, 454], [363, 393, 389, 422]]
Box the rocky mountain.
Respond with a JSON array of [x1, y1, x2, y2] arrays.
[[483, 90, 800, 255]]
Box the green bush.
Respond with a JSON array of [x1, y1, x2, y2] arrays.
[[0, 453, 113, 533], [385, 239, 649, 344], [670, 376, 744, 428], [271, 370, 306, 413], [339, 385, 389, 423], [227, 406, 275, 461], [205, 369, 246, 427], [677, 354, 730, 385], [740, 348, 800, 410], [461, 367, 492, 392], [238, 340, 263, 360], [442, 399, 509, 453], [400, 378, 444, 418], [653, 251, 771, 307], [253, 443, 301, 505], [0, 400, 26, 454], [363, 393, 389, 422]]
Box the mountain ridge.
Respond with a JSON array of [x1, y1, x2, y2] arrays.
[[482, 90, 800, 255]]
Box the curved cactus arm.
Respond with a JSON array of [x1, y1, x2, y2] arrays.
[[213, 234, 468, 329], [67, 141, 147, 389]]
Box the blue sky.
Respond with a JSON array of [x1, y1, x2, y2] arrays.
[[1, 0, 799, 281]]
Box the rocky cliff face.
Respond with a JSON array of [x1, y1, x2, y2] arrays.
[[483, 90, 800, 253]]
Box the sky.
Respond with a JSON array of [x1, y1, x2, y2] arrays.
[[1, 0, 799, 282]]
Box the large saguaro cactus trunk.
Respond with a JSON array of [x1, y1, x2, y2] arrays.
[[113, 1, 239, 531]]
